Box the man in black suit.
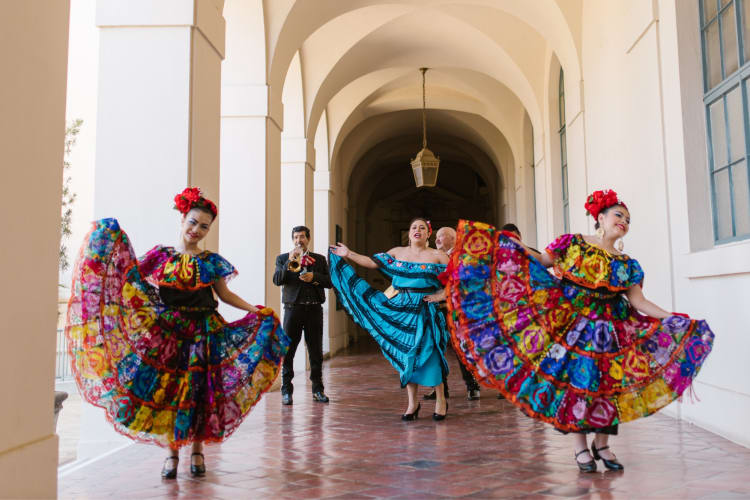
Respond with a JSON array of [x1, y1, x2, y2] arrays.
[[273, 225, 332, 405]]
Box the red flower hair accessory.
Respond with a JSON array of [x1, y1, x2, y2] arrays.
[[584, 189, 627, 220], [426, 220, 432, 235], [173, 187, 218, 218]]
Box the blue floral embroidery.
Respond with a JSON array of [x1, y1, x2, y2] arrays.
[[568, 356, 598, 390]]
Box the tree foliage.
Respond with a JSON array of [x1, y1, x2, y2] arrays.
[[60, 119, 82, 272]]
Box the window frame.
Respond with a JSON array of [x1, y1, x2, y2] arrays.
[[558, 68, 570, 233], [700, 0, 750, 243]]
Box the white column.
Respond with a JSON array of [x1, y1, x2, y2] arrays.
[[219, 0, 281, 323], [314, 170, 333, 354], [281, 137, 315, 246], [0, 2, 70, 498], [219, 86, 282, 318], [84, 0, 225, 458], [94, 0, 225, 254]]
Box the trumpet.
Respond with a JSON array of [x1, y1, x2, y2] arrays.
[[288, 247, 302, 272]]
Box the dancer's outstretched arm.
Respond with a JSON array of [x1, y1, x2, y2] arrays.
[[213, 278, 259, 313], [506, 235, 553, 267], [330, 243, 378, 269], [625, 284, 670, 319]]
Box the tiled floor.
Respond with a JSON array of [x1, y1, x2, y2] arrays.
[[58, 340, 750, 499]]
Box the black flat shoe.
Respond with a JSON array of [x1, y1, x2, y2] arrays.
[[161, 456, 178, 479], [312, 391, 329, 403], [423, 391, 437, 400], [467, 389, 480, 401], [496, 392, 505, 399], [574, 449, 597, 473], [190, 452, 206, 477], [281, 393, 293, 405], [432, 402, 448, 421], [401, 403, 421, 421], [591, 443, 624, 471]]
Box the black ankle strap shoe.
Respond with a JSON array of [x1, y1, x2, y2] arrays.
[[574, 449, 597, 473], [591, 443, 624, 471], [190, 452, 206, 477]]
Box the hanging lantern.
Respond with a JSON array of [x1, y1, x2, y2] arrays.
[[411, 67, 439, 187]]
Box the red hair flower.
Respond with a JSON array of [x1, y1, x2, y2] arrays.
[[173, 187, 218, 218], [584, 189, 627, 220]]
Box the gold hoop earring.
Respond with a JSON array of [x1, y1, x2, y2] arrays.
[[616, 239, 624, 252], [596, 227, 604, 239]]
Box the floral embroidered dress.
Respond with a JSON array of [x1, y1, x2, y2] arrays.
[[445, 221, 715, 432], [65, 218, 289, 448], [329, 252, 449, 387]]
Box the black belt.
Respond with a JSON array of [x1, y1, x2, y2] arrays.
[[561, 279, 619, 300]]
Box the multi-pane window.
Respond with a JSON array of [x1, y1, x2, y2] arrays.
[[701, 0, 750, 242], [559, 68, 570, 232]]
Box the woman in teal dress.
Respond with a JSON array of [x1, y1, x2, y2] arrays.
[[329, 218, 450, 420]]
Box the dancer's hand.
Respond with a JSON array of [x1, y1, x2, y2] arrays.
[[247, 304, 259, 314], [330, 243, 351, 258], [423, 290, 445, 303]]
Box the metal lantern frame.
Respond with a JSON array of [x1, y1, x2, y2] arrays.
[[410, 67, 440, 187]]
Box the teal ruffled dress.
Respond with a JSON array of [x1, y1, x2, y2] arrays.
[[329, 252, 449, 387]]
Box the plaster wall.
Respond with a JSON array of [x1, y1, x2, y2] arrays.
[[581, 0, 674, 312], [580, 0, 749, 445], [657, 0, 750, 446], [0, 2, 70, 497]]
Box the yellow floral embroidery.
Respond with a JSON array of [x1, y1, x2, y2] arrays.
[[609, 361, 624, 380], [559, 244, 581, 271], [617, 391, 647, 422], [129, 406, 154, 432], [151, 410, 174, 435], [642, 379, 672, 412]]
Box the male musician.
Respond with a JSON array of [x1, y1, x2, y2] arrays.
[[273, 225, 332, 405], [424, 226, 482, 401]]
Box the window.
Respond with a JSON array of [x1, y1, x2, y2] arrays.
[[559, 68, 570, 232], [701, 0, 750, 242]]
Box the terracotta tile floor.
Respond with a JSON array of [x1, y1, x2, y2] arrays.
[[58, 340, 750, 499]]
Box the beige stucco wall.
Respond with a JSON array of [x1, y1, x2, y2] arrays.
[[0, 2, 70, 497]]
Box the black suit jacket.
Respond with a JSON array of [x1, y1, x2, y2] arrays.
[[273, 251, 332, 304]]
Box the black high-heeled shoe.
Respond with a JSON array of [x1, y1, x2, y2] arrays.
[[161, 456, 179, 479], [591, 443, 624, 471], [432, 402, 449, 421], [401, 403, 421, 421], [574, 449, 597, 473], [190, 452, 206, 476]]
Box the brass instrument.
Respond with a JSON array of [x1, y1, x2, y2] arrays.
[[287, 247, 302, 272]]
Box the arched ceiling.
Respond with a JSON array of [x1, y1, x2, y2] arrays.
[[334, 109, 515, 196], [264, 0, 583, 150], [348, 132, 501, 218]]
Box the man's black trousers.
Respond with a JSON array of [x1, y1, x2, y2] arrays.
[[281, 304, 324, 394]]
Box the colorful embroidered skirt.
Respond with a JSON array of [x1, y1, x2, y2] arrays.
[[65, 219, 289, 448], [444, 221, 715, 432]]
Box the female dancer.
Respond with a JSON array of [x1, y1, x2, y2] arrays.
[[65, 187, 289, 478], [329, 218, 450, 420], [444, 190, 714, 471]]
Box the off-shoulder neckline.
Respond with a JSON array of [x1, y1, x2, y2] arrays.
[[163, 246, 212, 258], [377, 252, 447, 267], [574, 234, 629, 260]]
